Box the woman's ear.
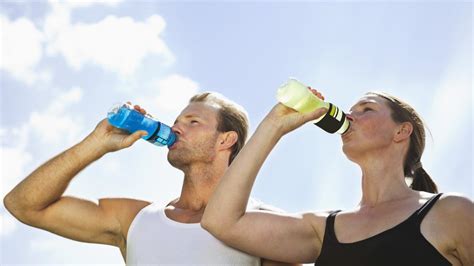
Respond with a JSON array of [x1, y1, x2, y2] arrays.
[[218, 131, 238, 150], [394, 122, 413, 143]]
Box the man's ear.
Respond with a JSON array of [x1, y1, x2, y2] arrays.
[[218, 131, 238, 151], [394, 122, 413, 143]]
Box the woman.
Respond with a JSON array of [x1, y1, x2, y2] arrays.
[[201, 90, 473, 265]]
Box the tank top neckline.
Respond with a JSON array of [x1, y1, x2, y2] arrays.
[[328, 193, 443, 245], [154, 197, 263, 228], [160, 206, 202, 228]]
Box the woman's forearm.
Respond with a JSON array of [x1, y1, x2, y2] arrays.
[[202, 118, 283, 234]]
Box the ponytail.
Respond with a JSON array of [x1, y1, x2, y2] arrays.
[[409, 163, 438, 193]]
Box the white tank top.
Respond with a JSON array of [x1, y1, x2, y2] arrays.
[[126, 199, 267, 265]]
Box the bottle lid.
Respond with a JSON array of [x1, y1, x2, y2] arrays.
[[337, 118, 350, 135]]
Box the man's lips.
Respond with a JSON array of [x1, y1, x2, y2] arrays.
[[169, 141, 179, 149], [169, 139, 184, 150]]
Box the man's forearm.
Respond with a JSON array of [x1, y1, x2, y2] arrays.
[[4, 135, 106, 216]]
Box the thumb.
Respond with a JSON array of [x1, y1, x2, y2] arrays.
[[302, 107, 328, 123], [123, 130, 148, 147]]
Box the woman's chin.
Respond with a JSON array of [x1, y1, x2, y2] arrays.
[[342, 144, 359, 162]]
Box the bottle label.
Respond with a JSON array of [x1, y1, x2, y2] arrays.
[[146, 123, 176, 146], [314, 103, 349, 134]]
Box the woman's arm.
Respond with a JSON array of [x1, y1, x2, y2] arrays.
[[202, 102, 328, 263], [439, 194, 474, 265]]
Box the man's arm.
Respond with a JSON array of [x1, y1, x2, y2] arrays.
[[3, 118, 148, 246]]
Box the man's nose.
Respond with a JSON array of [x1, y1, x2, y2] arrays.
[[171, 123, 183, 135]]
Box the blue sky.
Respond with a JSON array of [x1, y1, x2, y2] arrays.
[[1, 1, 472, 264]]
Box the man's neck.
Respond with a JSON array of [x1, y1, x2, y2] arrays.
[[173, 163, 226, 212]]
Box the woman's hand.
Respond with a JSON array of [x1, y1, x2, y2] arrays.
[[265, 88, 328, 136]]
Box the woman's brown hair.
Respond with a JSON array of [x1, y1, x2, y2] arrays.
[[367, 92, 438, 193]]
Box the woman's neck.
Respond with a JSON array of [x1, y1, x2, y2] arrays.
[[358, 155, 415, 208]]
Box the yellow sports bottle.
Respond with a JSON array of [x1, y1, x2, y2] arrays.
[[277, 78, 350, 134]]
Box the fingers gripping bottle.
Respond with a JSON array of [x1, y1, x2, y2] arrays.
[[276, 78, 350, 134], [107, 103, 177, 147]]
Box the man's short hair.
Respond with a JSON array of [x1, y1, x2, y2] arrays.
[[189, 92, 249, 165]]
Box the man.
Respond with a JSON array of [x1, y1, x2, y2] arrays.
[[4, 92, 296, 265]]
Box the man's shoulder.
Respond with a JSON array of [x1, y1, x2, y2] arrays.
[[99, 197, 151, 210], [99, 198, 152, 242], [99, 198, 152, 223]]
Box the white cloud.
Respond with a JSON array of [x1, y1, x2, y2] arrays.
[[135, 74, 200, 116], [0, 15, 50, 85], [44, 1, 71, 42], [28, 112, 83, 144], [29, 234, 123, 263], [45, 1, 173, 76], [0, 213, 17, 237], [47, 86, 83, 113], [1, 0, 170, 85], [28, 87, 84, 145], [155, 74, 200, 112], [0, 143, 30, 237], [0, 144, 32, 199], [0, 122, 30, 210], [0, 144, 32, 190], [49, 0, 123, 9]]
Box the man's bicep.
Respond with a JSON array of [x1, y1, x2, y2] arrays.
[[33, 196, 123, 246]]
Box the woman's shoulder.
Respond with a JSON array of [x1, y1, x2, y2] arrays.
[[436, 192, 473, 215], [415, 191, 471, 213], [427, 193, 473, 264], [417, 191, 472, 205], [421, 192, 473, 230]]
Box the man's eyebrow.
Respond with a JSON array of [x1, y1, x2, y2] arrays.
[[185, 114, 204, 120], [173, 114, 202, 124]]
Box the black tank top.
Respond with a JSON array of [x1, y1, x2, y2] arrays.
[[315, 193, 451, 266]]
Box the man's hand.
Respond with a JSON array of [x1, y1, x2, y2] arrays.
[[86, 102, 150, 154]]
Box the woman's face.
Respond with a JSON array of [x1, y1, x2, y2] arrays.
[[342, 95, 400, 162]]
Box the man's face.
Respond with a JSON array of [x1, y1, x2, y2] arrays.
[[167, 102, 221, 169]]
